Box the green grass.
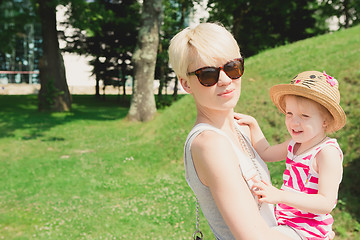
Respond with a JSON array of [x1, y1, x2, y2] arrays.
[[1, 25, 360, 239]]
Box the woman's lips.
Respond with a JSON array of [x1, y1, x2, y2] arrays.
[[218, 89, 235, 97]]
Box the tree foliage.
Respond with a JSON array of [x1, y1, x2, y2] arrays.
[[61, 0, 140, 97], [0, 0, 37, 53], [320, 0, 360, 28], [0, 0, 41, 84], [207, 0, 322, 57], [155, 0, 194, 101], [206, 0, 359, 57]]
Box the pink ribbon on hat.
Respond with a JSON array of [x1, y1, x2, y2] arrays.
[[323, 71, 338, 87]]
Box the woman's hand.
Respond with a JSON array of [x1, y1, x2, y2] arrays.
[[252, 180, 283, 204]]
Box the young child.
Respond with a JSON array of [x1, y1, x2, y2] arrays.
[[236, 70, 346, 239]]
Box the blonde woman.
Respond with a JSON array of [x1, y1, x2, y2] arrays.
[[169, 22, 300, 239]]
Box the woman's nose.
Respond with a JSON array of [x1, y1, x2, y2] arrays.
[[217, 70, 232, 86]]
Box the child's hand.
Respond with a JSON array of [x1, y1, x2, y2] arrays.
[[252, 180, 282, 204], [233, 113, 257, 127]]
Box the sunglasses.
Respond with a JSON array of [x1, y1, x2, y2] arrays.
[[187, 58, 244, 87]]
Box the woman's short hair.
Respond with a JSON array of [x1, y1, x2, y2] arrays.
[[168, 22, 241, 80]]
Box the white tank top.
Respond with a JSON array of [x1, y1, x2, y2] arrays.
[[184, 122, 277, 240]]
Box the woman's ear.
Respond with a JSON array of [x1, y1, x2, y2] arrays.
[[179, 77, 192, 94]]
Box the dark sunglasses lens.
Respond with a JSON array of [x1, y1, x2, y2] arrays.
[[224, 59, 244, 79], [197, 68, 219, 86]]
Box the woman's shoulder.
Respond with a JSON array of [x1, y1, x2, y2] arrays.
[[188, 123, 228, 145], [191, 129, 237, 164], [238, 123, 251, 138], [191, 128, 229, 151], [191, 129, 240, 186]]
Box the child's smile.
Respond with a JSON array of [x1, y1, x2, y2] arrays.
[[284, 96, 327, 149]]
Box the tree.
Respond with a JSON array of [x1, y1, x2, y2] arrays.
[[37, 0, 71, 111], [207, 0, 321, 57], [61, 0, 140, 98], [156, 0, 193, 101], [127, 0, 162, 121], [207, 0, 360, 57], [0, 0, 74, 111], [0, 0, 41, 84], [320, 0, 360, 29]]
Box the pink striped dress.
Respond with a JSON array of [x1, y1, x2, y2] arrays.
[[275, 138, 343, 240]]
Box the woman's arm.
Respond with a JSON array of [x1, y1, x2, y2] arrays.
[[253, 146, 343, 214], [191, 130, 292, 240], [234, 113, 289, 162]]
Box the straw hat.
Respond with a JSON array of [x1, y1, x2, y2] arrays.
[[269, 70, 346, 132]]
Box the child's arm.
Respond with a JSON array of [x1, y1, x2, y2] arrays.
[[234, 113, 289, 162], [253, 145, 343, 214]]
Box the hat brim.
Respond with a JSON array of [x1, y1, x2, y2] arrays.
[[269, 84, 346, 132]]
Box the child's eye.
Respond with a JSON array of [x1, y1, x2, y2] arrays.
[[302, 114, 310, 118], [286, 112, 293, 116]]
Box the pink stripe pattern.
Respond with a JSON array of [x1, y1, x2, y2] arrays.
[[276, 139, 343, 239]]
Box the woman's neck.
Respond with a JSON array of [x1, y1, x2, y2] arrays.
[[195, 108, 236, 132]]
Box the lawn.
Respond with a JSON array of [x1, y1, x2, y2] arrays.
[[0, 24, 360, 239]]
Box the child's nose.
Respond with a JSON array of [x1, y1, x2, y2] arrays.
[[291, 116, 301, 125]]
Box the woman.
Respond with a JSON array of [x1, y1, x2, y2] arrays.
[[168, 22, 301, 239]]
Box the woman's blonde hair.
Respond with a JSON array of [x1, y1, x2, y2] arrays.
[[168, 22, 241, 80]]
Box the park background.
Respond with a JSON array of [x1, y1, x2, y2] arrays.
[[0, 0, 359, 239]]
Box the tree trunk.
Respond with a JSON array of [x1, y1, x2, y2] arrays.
[[343, 0, 350, 28], [121, 62, 127, 97], [95, 76, 100, 97], [173, 78, 178, 99], [37, 0, 71, 111], [127, 0, 162, 122], [95, 57, 100, 97], [157, 41, 164, 98]]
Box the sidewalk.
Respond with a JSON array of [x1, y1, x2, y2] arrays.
[[0, 84, 186, 95], [0, 84, 115, 95]]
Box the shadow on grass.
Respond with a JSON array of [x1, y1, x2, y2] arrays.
[[0, 95, 130, 139], [0, 94, 185, 139], [339, 156, 360, 224]]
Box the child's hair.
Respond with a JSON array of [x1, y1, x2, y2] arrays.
[[280, 95, 335, 133], [168, 22, 241, 80]]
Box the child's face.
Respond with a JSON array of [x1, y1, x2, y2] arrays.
[[284, 96, 327, 145]]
